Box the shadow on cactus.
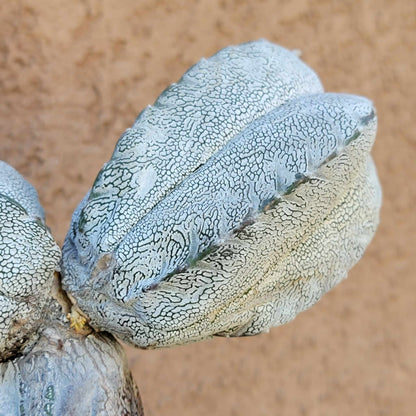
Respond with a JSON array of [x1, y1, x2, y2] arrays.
[[0, 40, 381, 415]]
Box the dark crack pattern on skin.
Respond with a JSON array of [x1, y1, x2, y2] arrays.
[[109, 93, 373, 301], [0, 302, 143, 416], [61, 40, 381, 349], [0, 163, 142, 415], [0, 162, 61, 361], [65, 121, 381, 348]]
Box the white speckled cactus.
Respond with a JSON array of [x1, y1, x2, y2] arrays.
[[0, 40, 381, 414], [0, 161, 61, 361], [0, 162, 143, 415]]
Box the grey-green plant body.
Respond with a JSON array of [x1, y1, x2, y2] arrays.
[[0, 39, 381, 414], [0, 163, 142, 415], [62, 39, 381, 348], [0, 161, 61, 361]]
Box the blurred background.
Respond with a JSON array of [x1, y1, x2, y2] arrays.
[[0, 1, 414, 415]]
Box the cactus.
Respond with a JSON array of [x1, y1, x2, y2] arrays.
[[0, 40, 381, 414], [0, 162, 143, 415]]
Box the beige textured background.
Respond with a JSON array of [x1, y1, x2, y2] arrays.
[[1, 1, 415, 415]]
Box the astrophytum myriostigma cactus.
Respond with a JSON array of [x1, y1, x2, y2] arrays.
[[0, 161, 61, 361], [62, 39, 381, 348], [0, 162, 143, 415], [0, 299, 143, 415]]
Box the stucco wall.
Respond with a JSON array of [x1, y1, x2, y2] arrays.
[[1, 1, 414, 415]]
